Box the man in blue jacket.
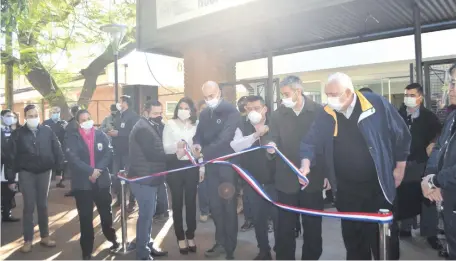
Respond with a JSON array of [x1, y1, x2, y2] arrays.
[[193, 81, 241, 260], [300, 72, 411, 260]]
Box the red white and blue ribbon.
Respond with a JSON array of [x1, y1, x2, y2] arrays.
[[117, 144, 393, 224]]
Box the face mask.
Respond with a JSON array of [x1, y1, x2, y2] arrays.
[[80, 120, 94, 130], [282, 91, 297, 108], [3, 116, 14, 126], [404, 97, 418, 108], [248, 110, 263, 125], [150, 116, 163, 124], [177, 109, 191, 121], [26, 118, 40, 129], [327, 97, 343, 111], [51, 113, 60, 121], [116, 103, 122, 111], [205, 97, 220, 108]]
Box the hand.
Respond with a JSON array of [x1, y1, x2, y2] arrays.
[[323, 178, 331, 190], [266, 142, 277, 154], [192, 144, 202, 158], [255, 125, 269, 137], [199, 166, 205, 183], [176, 148, 186, 159], [108, 130, 118, 137], [89, 169, 101, 183], [426, 143, 435, 157], [393, 164, 405, 188], [421, 174, 434, 197], [177, 140, 186, 149], [62, 121, 68, 129], [8, 184, 16, 191], [426, 188, 443, 202]]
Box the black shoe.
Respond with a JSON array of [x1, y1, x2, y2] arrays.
[[427, 236, 442, 250], [254, 251, 272, 260], [56, 182, 65, 188], [82, 255, 92, 260], [204, 244, 226, 258], [2, 215, 20, 222], [187, 239, 197, 253], [64, 191, 74, 197], [109, 241, 120, 251], [150, 247, 168, 257], [438, 248, 449, 258], [240, 220, 254, 232], [399, 230, 412, 238]]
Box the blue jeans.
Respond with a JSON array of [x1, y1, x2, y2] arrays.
[[155, 183, 169, 215], [198, 177, 210, 215], [130, 183, 158, 259]]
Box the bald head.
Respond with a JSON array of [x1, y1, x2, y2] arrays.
[[202, 81, 221, 102]]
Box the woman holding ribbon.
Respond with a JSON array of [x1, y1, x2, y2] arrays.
[[65, 109, 119, 260], [163, 97, 199, 254]]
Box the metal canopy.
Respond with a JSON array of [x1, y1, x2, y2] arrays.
[[137, 0, 456, 62]]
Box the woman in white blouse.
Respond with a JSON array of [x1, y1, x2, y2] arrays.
[[162, 97, 199, 255]]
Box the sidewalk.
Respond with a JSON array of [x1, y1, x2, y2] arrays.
[[0, 186, 443, 260]]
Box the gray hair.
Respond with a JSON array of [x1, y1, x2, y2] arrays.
[[279, 75, 303, 91], [327, 72, 354, 91]]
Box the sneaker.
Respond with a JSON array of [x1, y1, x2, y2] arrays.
[[240, 220, 254, 232], [2, 215, 20, 222], [254, 251, 272, 260], [204, 244, 226, 258], [399, 230, 412, 238], [109, 241, 120, 251], [200, 214, 208, 222], [427, 236, 442, 250], [20, 241, 32, 253], [40, 237, 56, 247]]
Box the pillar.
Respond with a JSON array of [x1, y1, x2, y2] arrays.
[[183, 48, 236, 104]]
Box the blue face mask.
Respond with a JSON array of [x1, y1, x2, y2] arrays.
[[51, 113, 60, 121]]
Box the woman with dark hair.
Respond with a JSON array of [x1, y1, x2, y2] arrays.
[[65, 109, 119, 260], [162, 97, 199, 254]]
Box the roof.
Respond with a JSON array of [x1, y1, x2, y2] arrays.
[[137, 0, 456, 62]]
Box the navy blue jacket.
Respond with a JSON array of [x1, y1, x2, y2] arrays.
[[425, 110, 456, 189], [65, 129, 113, 190], [193, 100, 241, 161], [300, 91, 411, 204]]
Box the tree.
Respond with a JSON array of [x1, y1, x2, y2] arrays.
[[2, 0, 136, 118]]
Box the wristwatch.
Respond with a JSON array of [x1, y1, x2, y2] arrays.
[[427, 174, 437, 189]]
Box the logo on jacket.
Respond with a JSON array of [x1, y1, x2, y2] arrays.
[[216, 119, 221, 124], [120, 122, 125, 128], [97, 143, 103, 151]]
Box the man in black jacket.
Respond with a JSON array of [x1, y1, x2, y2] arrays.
[[193, 81, 241, 260], [43, 106, 67, 188], [422, 65, 456, 260], [1, 109, 19, 222], [128, 100, 168, 260], [109, 95, 139, 210], [397, 83, 442, 250], [266, 75, 327, 260], [62, 105, 80, 197], [230, 95, 277, 260], [11, 105, 65, 253]]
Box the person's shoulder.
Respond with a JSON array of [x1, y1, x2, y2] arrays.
[[219, 100, 238, 114], [42, 119, 52, 124]]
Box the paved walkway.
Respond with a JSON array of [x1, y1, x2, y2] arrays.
[[0, 186, 444, 260]]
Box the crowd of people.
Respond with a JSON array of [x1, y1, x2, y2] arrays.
[[1, 64, 456, 260]]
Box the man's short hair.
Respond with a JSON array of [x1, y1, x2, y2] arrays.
[[358, 87, 373, 93], [246, 95, 265, 105], [24, 104, 37, 114], [120, 95, 132, 107], [405, 83, 423, 95], [1, 109, 12, 116], [110, 104, 117, 112], [279, 75, 303, 91], [75, 109, 90, 122], [71, 105, 80, 116], [144, 100, 162, 111], [237, 96, 248, 113]]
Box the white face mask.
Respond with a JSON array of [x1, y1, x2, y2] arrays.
[[80, 120, 94, 130], [116, 103, 122, 111], [26, 118, 40, 129], [327, 97, 343, 111], [404, 97, 418, 108], [177, 109, 191, 121], [248, 110, 263, 125], [282, 91, 298, 108], [3, 116, 14, 126], [205, 97, 220, 108]]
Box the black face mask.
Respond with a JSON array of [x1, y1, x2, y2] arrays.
[[149, 116, 163, 124]]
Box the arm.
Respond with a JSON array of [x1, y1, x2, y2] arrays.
[[100, 116, 110, 133], [426, 113, 442, 156], [202, 111, 241, 157], [135, 128, 166, 162], [95, 132, 113, 171], [434, 164, 456, 189], [51, 130, 65, 175], [193, 115, 204, 146], [163, 122, 177, 154], [118, 112, 139, 137], [65, 135, 93, 177], [384, 100, 411, 163], [230, 128, 258, 152]]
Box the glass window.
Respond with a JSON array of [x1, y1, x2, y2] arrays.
[[165, 101, 177, 116]]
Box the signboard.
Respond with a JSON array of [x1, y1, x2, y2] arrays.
[[156, 0, 258, 29]]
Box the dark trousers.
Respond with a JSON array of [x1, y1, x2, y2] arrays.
[[112, 152, 135, 204], [1, 182, 16, 217], [276, 190, 323, 260], [166, 159, 199, 240], [74, 187, 117, 257], [336, 187, 399, 260], [443, 188, 456, 260], [242, 181, 254, 221], [244, 183, 278, 253], [206, 164, 238, 255]]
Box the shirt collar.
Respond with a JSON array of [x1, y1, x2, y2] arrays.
[[406, 106, 420, 119], [342, 92, 357, 119], [293, 96, 305, 116]]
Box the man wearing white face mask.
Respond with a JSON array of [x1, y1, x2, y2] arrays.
[[193, 81, 241, 260], [300, 72, 411, 260], [396, 83, 442, 250], [10, 104, 65, 253], [230, 95, 277, 260]]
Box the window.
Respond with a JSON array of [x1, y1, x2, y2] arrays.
[[165, 101, 178, 116]]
